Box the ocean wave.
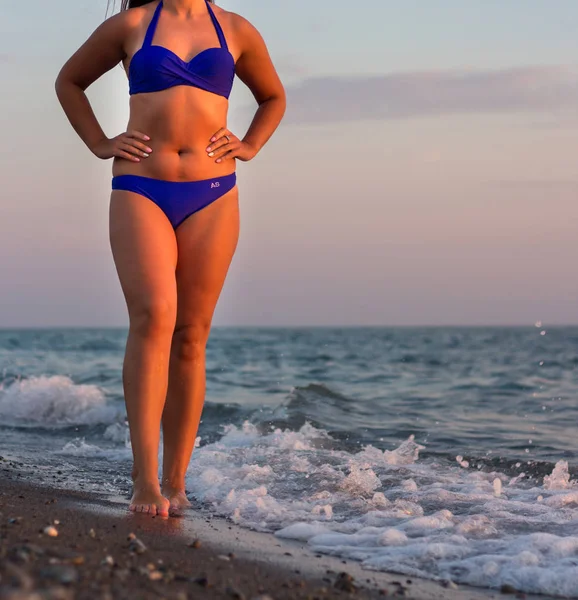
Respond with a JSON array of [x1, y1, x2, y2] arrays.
[[187, 421, 424, 532], [0, 375, 122, 427], [186, 421, 578, 597], [257, 383, 364, 434], [58, 438, 132, 461]]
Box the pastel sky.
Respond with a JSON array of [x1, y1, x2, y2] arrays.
[[2, 0, 578, 327]]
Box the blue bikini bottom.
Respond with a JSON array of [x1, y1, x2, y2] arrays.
[[112, 172, 236, 229]]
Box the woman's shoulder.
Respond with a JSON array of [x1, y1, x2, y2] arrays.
[[214, 6, 262, 40], [101, 2, 156, 34]]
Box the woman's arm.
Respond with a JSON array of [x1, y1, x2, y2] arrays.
[[207, 15, 286, 163], [234, 16, 286, 155], [55, 12, 151, 162]]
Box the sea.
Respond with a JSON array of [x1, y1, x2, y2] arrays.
[[2, 325, 578, 597]]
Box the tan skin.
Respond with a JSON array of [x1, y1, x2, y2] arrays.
[[55, 0, 285, 517]]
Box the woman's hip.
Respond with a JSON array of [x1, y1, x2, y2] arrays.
[[111, 172, 237, 230]]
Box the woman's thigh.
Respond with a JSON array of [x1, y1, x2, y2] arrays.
[[109, 191, 178, 324], [173, 187, 240, 333]]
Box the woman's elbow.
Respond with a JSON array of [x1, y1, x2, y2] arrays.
[[54, 72, 65, 98], [55, 64, 86, 99], [276, 88, 287, 118], [263, 86, 286, 112], [275, 80, 286, 103], [54, 68, 72, 100]]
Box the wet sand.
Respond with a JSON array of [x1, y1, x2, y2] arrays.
[[0, 460, 543, 600]]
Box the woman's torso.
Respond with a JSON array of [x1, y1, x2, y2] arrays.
[[113, 1, 238, 181]]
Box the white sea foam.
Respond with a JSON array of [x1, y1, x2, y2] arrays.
[[103, 422, 131, 446], [544, 460, 575, 491], [59, 438, 132, 460], [186, 421, 578, 597], [0, 376, 121, 426]]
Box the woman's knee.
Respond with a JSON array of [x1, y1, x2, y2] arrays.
[[171, 322, 211, 363], [129, 298, 176, 338]]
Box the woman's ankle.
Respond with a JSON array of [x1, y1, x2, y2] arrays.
[[132, 469, 160, 487], [161, 476, 186, 492]]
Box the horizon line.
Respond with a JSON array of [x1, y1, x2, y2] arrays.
[[0, 323, 572, 330]]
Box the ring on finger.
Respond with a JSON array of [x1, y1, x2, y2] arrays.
[[224, 134, 231, 143]]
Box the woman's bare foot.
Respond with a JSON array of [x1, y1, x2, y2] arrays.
[[130, 479, 170, 517], [161, 484, 191, 514]]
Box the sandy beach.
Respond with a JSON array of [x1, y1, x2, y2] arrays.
[[0, 457, 548, 600]]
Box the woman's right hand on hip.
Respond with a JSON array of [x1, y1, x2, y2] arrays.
[[92, 131, 152, 162]]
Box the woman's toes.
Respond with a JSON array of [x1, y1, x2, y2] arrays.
[[156, 497, 169, 517], [129, 486, 170, 517]]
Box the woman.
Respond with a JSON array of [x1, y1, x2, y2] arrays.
[[55, 0, 285, 517]]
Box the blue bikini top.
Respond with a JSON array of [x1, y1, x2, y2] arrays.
[[129, 0, 235, 98]]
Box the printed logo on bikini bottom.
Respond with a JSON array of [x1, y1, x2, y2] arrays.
[[211, 181, 220, 188]]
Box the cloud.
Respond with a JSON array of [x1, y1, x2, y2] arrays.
[[284, 65, 578, 124], [273, 54, 309, 78]]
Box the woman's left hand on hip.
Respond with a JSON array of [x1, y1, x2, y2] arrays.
[[206, 128, 257, 163]]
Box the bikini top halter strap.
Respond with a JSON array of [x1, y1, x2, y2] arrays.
[[142, 1, 228, 51], [142, 1, 163, 47], [205, 1, 228, 51]]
